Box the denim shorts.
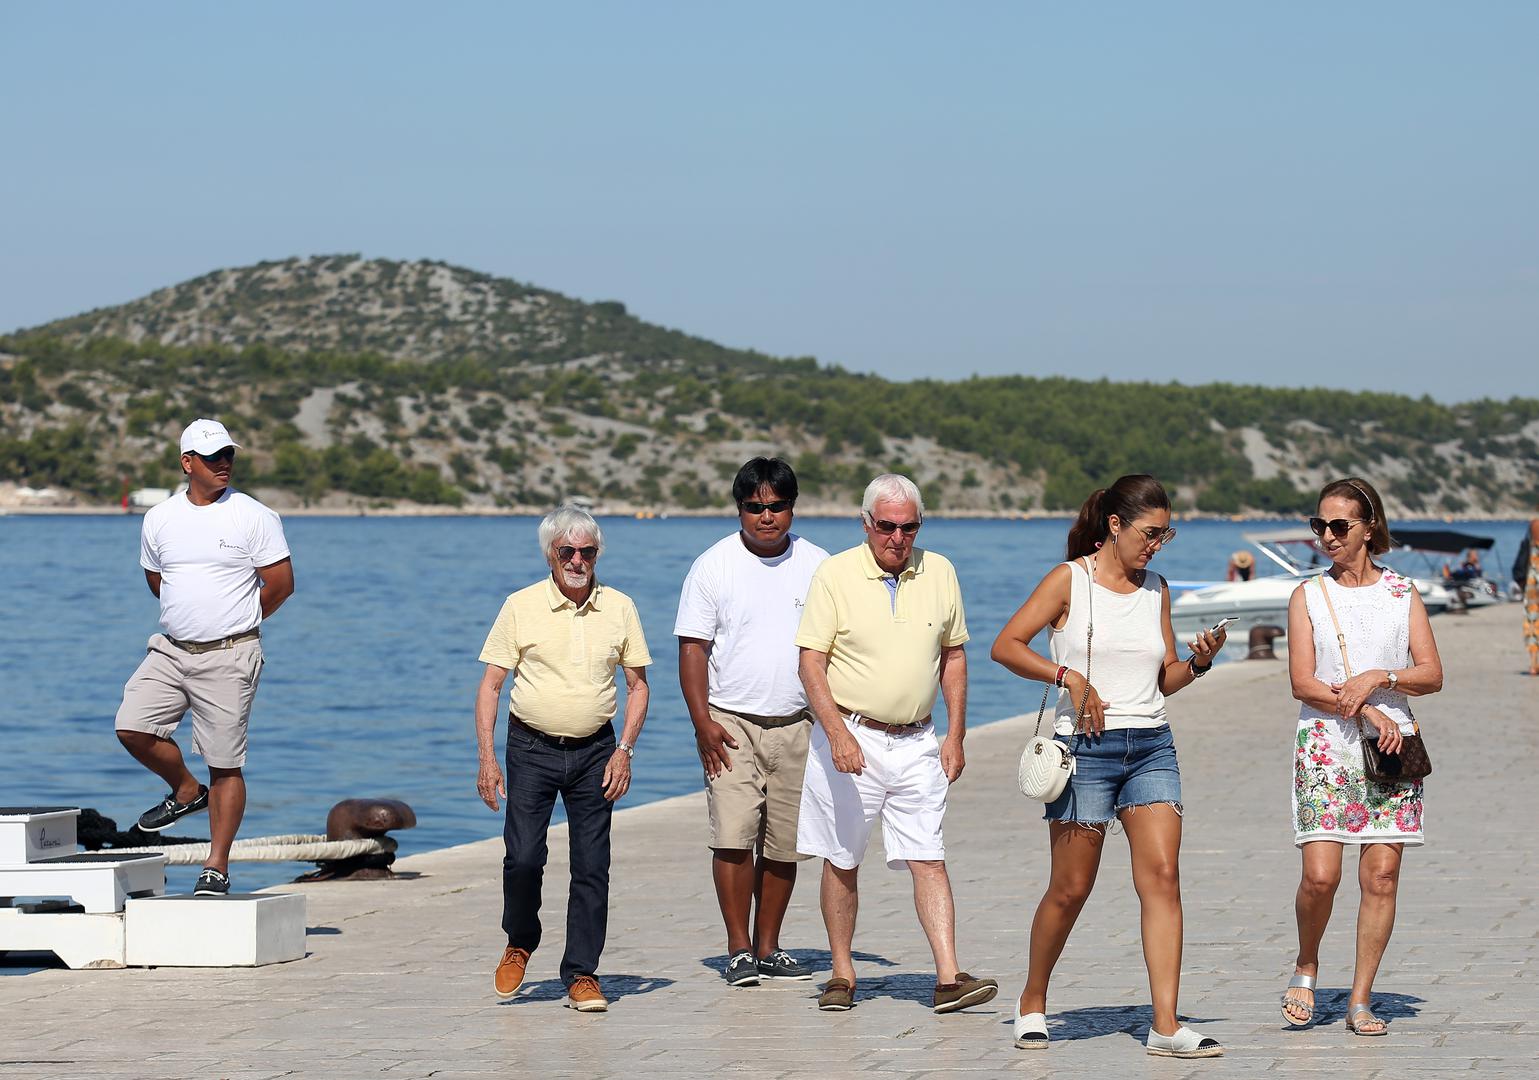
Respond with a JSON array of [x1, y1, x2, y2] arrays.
[[1044, 725, 1182, 826]]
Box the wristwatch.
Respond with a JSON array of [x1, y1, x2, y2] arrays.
[[1386, 670, 1399, 691], [617, 740, 635, 758]]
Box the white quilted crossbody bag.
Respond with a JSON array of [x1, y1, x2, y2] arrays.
[[1017, 556, 1096, 802]]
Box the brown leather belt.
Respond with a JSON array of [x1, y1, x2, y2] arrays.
[[167, 628, 260, 654], [509, 714, 614, 750], [713, 706, 810, 729], [838, 705, 931, 736]]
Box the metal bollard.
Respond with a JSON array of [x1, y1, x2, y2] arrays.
[[1247, 624, 1284, 660]]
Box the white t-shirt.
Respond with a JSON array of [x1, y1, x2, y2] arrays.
[[140, 490, 291, 641], [674, 531, 830, 716]]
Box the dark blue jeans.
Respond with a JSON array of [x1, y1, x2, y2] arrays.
[[502, 723, 616, 987]]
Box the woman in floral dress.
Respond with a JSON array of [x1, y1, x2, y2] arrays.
[[1281, 477, 1443, 1037]]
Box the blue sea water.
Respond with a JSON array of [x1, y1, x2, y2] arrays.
[[1, 512, 1527, 891]]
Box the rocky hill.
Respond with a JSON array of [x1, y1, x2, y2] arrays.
[[3, 255, 1537, 516]]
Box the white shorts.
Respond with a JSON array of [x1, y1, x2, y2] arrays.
[[796, 716, 948, 870]]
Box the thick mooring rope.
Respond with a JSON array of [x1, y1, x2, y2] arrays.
[[107, 833, 397, 864]]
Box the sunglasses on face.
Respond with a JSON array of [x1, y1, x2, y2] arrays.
[[1123, 524, 1176, 548], [1309, 517, 1367, 539], [557, 545, 599, 562], [193, 448, 235, 465], [871, 519, 921, 536], [740, 499, 793, 515]]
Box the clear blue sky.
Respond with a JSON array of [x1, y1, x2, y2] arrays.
[[2, 2, 1534, 401]]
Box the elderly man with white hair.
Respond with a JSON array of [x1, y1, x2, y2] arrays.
[[474, 505, 652, 1013], [795, 474, 996, 1014]]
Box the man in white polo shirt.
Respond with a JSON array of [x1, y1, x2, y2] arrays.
[[114, 419, 295, 897], [675, 458, 829, 988], [796, 473, 995, 1014]]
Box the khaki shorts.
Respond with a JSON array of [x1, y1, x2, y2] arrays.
[[114, 633, 264, 769], [705, 706, 812, 863]]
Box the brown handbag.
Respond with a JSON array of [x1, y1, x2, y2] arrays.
[[1314, 575, 1432, 784]]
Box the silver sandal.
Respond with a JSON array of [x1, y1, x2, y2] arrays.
[[1346, 1002, 1388, 1037], [1281, 973, 1316, 1028]]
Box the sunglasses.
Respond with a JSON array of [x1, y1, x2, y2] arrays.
[[1309, 517, 1367, 539], [557, 545, 599, 561], [1121, 524, 1176, 548], [192, 447, 235, 465], [740, 499, 793, 515], [871, 519, 921, 535]]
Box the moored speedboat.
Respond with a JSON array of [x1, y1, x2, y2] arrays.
[[1172, 528, 1453, 642]]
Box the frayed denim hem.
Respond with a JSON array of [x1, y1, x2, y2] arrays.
[[1116, 800, 1185, 818]]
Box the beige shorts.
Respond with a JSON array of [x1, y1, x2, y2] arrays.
[[705, 706, 812, 863], [114, 633, 264, 769]]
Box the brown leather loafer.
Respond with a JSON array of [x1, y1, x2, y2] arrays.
[[933, 972, 999, 1013], [494, 946, 531, 998], [818, 977, 856, 1011]]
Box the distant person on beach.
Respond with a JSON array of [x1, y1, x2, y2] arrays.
[[1526, 516, 1539, 675], [991, 474, 1228, 1058], [476, 505, 652, 1014], [1281, 477, 1443, 1036], [675, 458, 829, 987], [1227, 550, 1254, 581], [114, 418, 294, 898], [795, 474, 997, 1015]]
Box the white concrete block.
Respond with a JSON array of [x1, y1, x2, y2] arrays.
[[125, 892, 307, 967], [0, 852, 166, 913], [0, 908, 126, 968], [0, 807, 80, 863]]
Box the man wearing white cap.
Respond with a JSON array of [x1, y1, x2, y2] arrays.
[[114, 419, 295, 896]]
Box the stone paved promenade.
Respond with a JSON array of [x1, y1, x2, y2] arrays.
[[3, 603, 1534, 1079]]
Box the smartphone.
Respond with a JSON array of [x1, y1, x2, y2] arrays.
[[1208, 617, 1237, 634]]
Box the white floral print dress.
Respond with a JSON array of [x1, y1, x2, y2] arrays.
[[1293, 569, 1424, 847]]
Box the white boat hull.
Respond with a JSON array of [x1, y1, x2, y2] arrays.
[[1172, 572, 1453, 643]]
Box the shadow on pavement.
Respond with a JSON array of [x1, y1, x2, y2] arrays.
[[0, 950, 66, 976], [697, 948, 894, 975], [502, 974, 675, 1004], [1287, 987, 1424, 1027], [1043, 1004, 1227, 1044]]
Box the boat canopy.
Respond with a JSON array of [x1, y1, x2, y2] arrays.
[[1388, 528, 1494, 554]]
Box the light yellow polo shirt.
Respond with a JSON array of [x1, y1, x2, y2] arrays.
[[479, 577, 653, 738], [795, 543, 969, 726]]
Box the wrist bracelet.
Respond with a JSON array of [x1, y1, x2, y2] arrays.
[[1188, 656, 1211, 677], [1054, 665, 1069, 688]]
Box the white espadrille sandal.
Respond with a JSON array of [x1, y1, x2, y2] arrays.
[[1146, 1024, 1223, 1058], [1013, 1010, 1048, 1050]]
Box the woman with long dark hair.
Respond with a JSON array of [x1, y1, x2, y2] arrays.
[[1280, 477, 1442, 1036], [991, 475, 1228, 1058]]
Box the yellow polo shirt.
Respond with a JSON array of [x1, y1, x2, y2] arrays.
[[795, 543, 969, 726], [479, 577, 653, 738]]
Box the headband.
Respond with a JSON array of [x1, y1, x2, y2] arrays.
[[1343, 480, 1377, 520]]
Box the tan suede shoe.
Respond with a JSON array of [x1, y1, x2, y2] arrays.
[[493, 946, 531, 998]]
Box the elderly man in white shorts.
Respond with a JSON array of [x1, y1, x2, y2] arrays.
[[114, 419, 294, 897], [795, 473, 996, 1014]]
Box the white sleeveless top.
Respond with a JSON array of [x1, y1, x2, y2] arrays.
[[1300, 569, 1417, 734], [1050, 557, 1168, 735]]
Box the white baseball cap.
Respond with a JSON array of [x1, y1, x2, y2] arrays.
[[179, 418, 241, 455]]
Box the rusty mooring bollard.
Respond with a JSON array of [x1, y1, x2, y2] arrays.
[[294, 798, 417, 882], [1247, 624, 1284, 660]]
